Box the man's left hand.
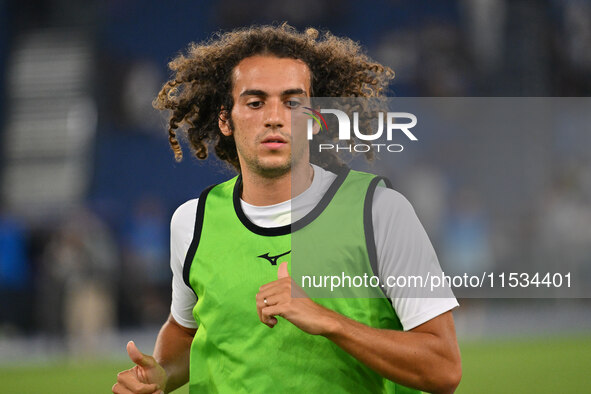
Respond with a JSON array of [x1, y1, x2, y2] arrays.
[[256, 262, 335, 335]]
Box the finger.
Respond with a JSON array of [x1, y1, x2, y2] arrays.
[[256, 283, 287, 301], [258, 293, 283, 308], [135, 383, 161, 394], [256, 295, 278, 328], [117, 370, 159, 393], [114, 381, 159, 394], [112, 382, 134, 394], [258, 276, 291, 293], [260, 313, 278, 328], [255, 292, 282, 324], [127, 341, 154, 368], [261, 305, 283, 326], [277, 261, 289, 279], [113, 383, 158, 394], [256, 286, 290, 312]]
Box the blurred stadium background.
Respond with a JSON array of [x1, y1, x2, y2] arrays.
[[0, 0, 590, 392]]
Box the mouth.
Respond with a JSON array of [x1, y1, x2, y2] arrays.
[[261, 135, 288, 149]]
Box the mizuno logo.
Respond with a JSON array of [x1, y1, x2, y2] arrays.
[[257, 250, 291, 266]]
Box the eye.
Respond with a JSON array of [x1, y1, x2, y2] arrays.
[[247, 100, 263, 109], [286, 100, 301, 109]]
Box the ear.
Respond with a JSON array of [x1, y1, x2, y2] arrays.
[[311, 119, 321, 136], [298, 104, 321, 138], [218, 108, 232, 136], [306, 108, 321, 136]]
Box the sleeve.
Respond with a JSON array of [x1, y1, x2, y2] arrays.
[[170, 199, 199, 329], [372, 185, 459, 331]]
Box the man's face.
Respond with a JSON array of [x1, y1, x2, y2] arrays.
[[219, 55, 312, 178]]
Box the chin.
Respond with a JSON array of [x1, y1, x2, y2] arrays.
[[255, 160, 292, 177]]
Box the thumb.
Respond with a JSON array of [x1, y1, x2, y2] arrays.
[[278, 262, 289, 279], [126, 341, 155, 368]]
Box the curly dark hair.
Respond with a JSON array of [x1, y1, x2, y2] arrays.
[[153, 23, 394, 172]]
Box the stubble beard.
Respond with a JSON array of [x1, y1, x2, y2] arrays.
[[250, 134, 309, 179], [248, 152, 292, 179], [230, 119, 308, 179]]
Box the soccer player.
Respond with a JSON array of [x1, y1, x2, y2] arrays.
[[112, 24, 461, 394]]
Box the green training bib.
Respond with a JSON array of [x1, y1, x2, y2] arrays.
[[183, 168, 420, 393]]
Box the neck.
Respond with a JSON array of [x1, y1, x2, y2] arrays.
[[240, 162, 313, 206]]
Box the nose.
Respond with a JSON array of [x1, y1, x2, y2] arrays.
[[264, 99, 286, 129]]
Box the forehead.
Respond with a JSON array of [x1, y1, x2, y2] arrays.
[[231, 55, 311, 95]]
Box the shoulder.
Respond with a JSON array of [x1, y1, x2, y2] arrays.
[[312, 164, 337, 184], [370, 182, 430, 247], [171, 199, 199, 237], [372, 185, 415, 216], [346, 170, 411, 210]]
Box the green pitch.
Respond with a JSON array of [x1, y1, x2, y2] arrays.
[[0, 359, 189, 394], [0, 335, 589, 393], [457, 334, 591, 393]]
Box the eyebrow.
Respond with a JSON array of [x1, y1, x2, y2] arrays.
[[239, 88, 307, 97]]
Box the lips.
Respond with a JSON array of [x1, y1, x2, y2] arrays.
[[261, 135, 288, 149], [261, 135, 287, 144]]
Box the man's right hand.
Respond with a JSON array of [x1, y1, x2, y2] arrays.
[[112, 341, 168, 394]]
